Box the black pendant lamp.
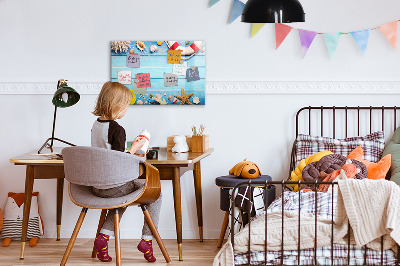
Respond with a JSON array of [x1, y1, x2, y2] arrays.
[[242, 0, 305, 23]]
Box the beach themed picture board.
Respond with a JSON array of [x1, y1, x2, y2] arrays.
[[111, 41, 206, 105]]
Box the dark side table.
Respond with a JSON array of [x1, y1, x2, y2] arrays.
[[215, 175, 275, 248]]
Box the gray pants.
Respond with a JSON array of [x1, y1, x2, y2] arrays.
[[92, 180, 162, 240]]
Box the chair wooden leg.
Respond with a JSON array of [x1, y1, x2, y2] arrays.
[[91, 209, 108, 258], [60, 208, 88, 266], [217, 211, 230, 248], [114, 210, 121, 266], [141, 205, 171, 263]]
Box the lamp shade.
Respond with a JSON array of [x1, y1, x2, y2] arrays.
[[52, 84, 80, 108], [241, 0, 305, 23]]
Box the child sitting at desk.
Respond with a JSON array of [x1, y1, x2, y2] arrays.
[[91, 81, 162, 263]]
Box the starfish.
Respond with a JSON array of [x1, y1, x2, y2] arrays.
[[174, 88, 194, 105]]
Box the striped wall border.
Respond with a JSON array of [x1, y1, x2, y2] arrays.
[[0, 81, 399, 95]]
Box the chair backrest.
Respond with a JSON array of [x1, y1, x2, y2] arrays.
[[62, 146, 145, 187]]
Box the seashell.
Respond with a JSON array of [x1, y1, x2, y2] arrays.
[[153, 94, 167, 105], [193, 97, 200, 104], [111, 41, 131, 53], [173, 98, 178, 104], [168, 95, 172, 101], [157, 41, 163, 46], [130, 49, 135, 54], [136, 41, 146, 52], [137, 100, 143, 105], [150, 45, 159, 53]]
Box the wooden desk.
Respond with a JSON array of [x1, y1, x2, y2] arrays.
[[10, 147, 213, 261]]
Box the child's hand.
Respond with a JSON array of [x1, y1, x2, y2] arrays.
[[129, 137, 147, 155], [134, 148, 149, 157]]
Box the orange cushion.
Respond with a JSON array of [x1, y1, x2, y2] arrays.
[[347, 146, 391, 180]]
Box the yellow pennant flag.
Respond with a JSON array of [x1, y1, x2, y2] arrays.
[[251, 23, 266, 38]]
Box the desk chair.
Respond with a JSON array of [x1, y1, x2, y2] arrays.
[[60, 146, 171, 265]]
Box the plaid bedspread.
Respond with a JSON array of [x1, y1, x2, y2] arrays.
[[234, 191, 397, 265]]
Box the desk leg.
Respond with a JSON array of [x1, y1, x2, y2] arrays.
[[193, 161, 203, 242], [20, 165, 35, 259], [56, 178, 64, 241], [172, 167, 183, 261]]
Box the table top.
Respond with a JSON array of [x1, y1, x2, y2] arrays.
[[10, 147, 214, 166]]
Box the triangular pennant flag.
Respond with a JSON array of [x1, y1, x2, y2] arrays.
[[298, 29, 317, 58], [378, 21, 398, 50], [209, 0, 220, 7], [275, 23, 293, 49], [351, 29, 370, 55], [323, 33, 341, 58], [229, 0, 245, 24], [251, 23, 266, 38]]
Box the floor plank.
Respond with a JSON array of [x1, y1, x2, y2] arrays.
[[0, 239, 221, 265]]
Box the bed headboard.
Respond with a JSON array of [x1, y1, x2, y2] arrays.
[[290, 106, 400, 178]]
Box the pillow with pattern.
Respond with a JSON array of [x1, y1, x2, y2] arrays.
[[294, 131, 385, 166]]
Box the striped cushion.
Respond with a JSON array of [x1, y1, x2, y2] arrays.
[[295, 131, 385, 166], [1, 217, 40, 240]]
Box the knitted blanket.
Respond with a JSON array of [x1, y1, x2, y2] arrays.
[[213, 179, 400, 266]]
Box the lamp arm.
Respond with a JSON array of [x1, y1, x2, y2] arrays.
[[50, 105, 57, 148]]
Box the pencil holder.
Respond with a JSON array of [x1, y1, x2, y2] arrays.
[[191, 135, 209, 153]]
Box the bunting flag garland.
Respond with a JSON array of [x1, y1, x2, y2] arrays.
[[275, 23, 293, 49], [229, 0, 245, 24], [207, 4, 400, 58], [251, 23, 266, 38], [298, 30, 317, 58], [351, 29, 370, 55], [378, 21, 398, 50], [323, 33, 341, 58], [209, 0, 220, 7]]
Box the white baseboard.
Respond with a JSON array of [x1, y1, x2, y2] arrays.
[[1, 81, 399, 94]]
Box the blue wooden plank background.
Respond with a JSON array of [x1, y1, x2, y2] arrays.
[[111, 41, 206, 105]]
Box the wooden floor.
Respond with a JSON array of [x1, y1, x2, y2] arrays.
[[0, 239, 221, 265]]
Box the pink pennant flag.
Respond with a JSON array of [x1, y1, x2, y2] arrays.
[[298, 29, 317, 58], [378, 21, 398, 50], [275, 23, 293, 49]]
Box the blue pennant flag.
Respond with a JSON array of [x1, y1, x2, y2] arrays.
[[323, 33, 341, 58], [209, 0, 220, 7], [229, 0, 245, 23], [351, 29, 371, 55]]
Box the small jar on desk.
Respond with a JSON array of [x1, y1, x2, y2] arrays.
[[215, 175, 275, 248]]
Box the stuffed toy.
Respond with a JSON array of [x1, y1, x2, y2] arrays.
[[229, 159, 261, 179], [1, 192, 44, 247], [289, 150, 333, 191], [172, 135, 189, 153], [348, 146, 391, 180], [0, 208, 3, 232]]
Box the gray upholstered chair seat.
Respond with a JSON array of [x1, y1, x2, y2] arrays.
[[69, 180, 145, 208]]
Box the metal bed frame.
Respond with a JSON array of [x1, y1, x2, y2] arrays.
[[230, 106, 400, 266]]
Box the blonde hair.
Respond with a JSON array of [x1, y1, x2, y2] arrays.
[[93, 81, 132, 120]]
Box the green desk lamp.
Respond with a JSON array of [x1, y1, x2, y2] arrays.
[[38, 79, 80, 154]]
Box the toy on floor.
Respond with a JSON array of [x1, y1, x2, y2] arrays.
[[1, 192, 44, 247], [229, 159, 261, 179]]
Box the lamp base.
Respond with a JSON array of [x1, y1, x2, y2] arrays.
[[38, 137, 76, 154]]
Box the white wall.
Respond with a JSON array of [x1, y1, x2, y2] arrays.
[[1, 0, 400, 239]]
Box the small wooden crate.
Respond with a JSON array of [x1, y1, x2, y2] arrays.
[[191, 135, 209, 153], [167, 136, 192, 151]]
